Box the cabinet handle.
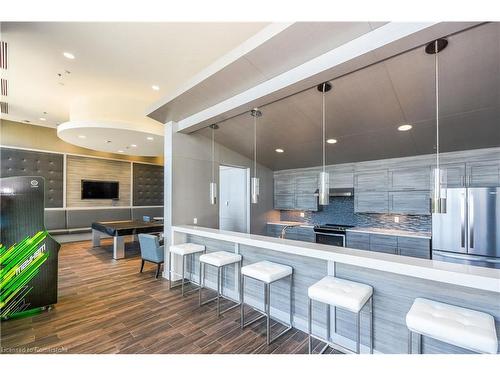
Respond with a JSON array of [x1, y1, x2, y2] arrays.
[[461, 175, 465, 187]]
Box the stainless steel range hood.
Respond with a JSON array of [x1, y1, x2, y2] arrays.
[[314, 188, 354, 197]]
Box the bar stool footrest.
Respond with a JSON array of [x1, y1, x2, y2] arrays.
[[309, 334, 358, 354]]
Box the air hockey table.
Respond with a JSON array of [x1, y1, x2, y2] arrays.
[[91, 220, 164, 259]]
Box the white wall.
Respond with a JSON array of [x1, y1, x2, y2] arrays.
[[164, 121, 278, 246]]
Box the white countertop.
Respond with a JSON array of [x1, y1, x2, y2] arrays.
[[346, 227, 432, 239], [172, 225, 500, 293]]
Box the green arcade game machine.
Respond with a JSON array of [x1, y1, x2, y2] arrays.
[[0, 176, 60, 320]]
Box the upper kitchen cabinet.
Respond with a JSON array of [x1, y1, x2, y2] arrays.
[[389, 191, 430, 214], [441, 163, 466, 188], [389, 167, 430, 190], [466, 159, 500, 187], [294, 172, 319, 211], [327, 164, 355, 188], [355, 191, 389, 213], [354, 170, 388, 191], [274, 173, 296, 195]]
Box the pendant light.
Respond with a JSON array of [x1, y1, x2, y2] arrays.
[[317, 82, 332, 206], [426, 38, 448, 214], [209, 124, 219, 205], [250, 108, 262, 204]]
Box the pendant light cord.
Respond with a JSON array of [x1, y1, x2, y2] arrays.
[[435, 40, 440, 174], [254, 113, 257, 178], [212, 126, 215, 183], [322, 83, 326, 173]]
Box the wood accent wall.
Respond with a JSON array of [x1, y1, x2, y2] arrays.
[[66, 155, 131, 207]]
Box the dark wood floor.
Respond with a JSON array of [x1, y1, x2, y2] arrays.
[[1, 239, 338, 354]]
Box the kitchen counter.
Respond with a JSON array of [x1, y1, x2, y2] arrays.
[[267, 221, 315, 228], [170, 225, 499, 353], [347, 227, 431, 239], [172, 225, 498, 292]]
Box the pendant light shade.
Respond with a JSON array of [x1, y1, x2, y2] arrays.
[[317, 82, 332, 206], [209, 124, 219, 205], [427, 38, 448, 214], [251, 109, 262, 204]]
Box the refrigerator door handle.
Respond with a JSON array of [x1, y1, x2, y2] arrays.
[[460, 192, 466, 249], [469, 190, 474, 250]]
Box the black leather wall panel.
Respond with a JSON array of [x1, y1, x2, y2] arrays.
[[131, 206, 163, 221], [66, 208, 131, 229], [0, 148, 64, 208], [44, 210, 66, 230], [133, 163, 164, 206]]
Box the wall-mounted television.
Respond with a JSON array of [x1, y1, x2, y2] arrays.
[[81, 180, 119, 200]]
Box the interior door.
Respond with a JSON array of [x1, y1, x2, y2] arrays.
[[432, 188, 467, 253], [219, 166, 249, 233], [467, 187, 500, 257]]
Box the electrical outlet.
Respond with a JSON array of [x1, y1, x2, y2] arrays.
[[193, 217, 198, 225], [300, 212, 305, 218], [394, 216, 400, 223]]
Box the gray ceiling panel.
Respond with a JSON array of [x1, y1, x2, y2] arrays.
[[196, 23, 500, 171]]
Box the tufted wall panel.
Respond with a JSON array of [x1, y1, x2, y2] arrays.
[[0, 148, 64, 207], [133, 163, 164, 206]]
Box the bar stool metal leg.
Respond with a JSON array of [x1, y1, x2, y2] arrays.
[[408, 330, 412, 354], [265, 282, 271, 345], [370, 296, 374, 354], [356, 311, 361, 354], [417, 332, 422, 354], [289, 274, 293, 327], [240, 274, 245, 327], [198, 262, 204, 306], [217, 266, 222, 316], [168, 250, 173, 290], [181, 254, 186, 296], [308, 297, 313, 354]]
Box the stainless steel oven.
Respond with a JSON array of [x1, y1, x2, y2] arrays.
[[314, 224, 354, 247]]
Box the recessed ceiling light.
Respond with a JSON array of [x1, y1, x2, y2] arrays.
[[78, 135, 86, 139], [275, 148, 284, 153], [152, 85, 160, 91], [147, 136, 154, 141], [39, 117, 46, 121], [63, 52, 75, 60], [326, 138, 337, 144], [117, 150, 124, 153], [130, 144, 137, 148], [398, 124, 413, 131]]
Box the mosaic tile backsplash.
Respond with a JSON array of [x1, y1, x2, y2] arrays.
[[279, 196, 432, 232]]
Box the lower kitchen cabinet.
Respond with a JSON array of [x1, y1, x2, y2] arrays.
[[346, 231, 431, 259], [346, 232, 370, 250], [369, 234, 398, 254], [397, 237, 431, 259], [389, 191, 430, 215]]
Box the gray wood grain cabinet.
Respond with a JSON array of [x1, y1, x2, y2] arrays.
[[398, 237, 431, 259], [389, 167, 430, 190], [274, 174, 295, 195], [441, 163, 466, 188], [355, 191, 389, 213], [355, 170, 388, 191], [295, 194, 318, 211], [266, 224, 315, 242], [329, 171, 354, 188], [370, 234, 398, 254], [346, 232, 370, 250], [466, 160, 500, 187], [389, 191, 430, 215], [274, 194, 295, 210]]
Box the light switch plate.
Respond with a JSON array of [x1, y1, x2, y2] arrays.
[[193, 217, 198, 224]]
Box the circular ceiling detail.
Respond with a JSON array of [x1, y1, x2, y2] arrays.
[[57, 96, 164, 156]]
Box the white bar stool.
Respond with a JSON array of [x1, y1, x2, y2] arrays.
[[308, 276, 373, 354], [240, 260, 293, 345], [199, 251, 243, 316], [169, 243, 206, 296], [406, 298, 498, 354]]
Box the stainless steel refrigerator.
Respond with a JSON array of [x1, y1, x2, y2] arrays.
[[432, 187, 500, 268]]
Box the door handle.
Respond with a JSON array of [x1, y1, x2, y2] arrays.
[[469, 192, 474, 249], [460, 192, 465, 248]]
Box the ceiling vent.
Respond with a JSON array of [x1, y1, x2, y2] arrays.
[[0, 41, 7, 70], [1, 78, 7, 96], [0, 101, 8, 114]]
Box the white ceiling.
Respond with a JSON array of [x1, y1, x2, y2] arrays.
[[196, 23, 500, 170], [0, 22, 269, 134]]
